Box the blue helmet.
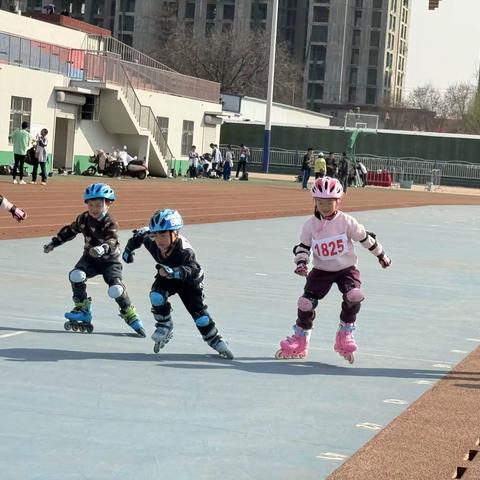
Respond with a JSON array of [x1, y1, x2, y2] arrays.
[[84, 183, 116, 202], [149, 209, 183, 233]]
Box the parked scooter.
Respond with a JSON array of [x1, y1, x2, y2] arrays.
[[83, 149, 148, 180]]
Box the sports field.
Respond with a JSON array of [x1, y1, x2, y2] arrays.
[[1, 175, 479, 479]]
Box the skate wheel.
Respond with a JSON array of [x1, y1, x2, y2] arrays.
[[86, 324, 94, 333], [79, 325, 85, 333], [275, 349, 285, 360], [219, 350, 234, 360], [153, 342, 160, 354], [71, 324, 79, 332], [64, 321, 71, 331], [136, 328, 146, 338], [346, 353, 355, 364]]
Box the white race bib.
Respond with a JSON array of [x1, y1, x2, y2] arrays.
[[312, 234, 349, 260]]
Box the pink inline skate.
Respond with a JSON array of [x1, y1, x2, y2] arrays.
[[334, 321, 357, 364], [275, 325, 311, 359]]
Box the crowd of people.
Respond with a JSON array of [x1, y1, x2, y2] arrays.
[[300, 149, 368, 192], [187, 143, 250, 181]]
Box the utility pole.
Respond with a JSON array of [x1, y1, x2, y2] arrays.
[[262, 0, 279, 173]]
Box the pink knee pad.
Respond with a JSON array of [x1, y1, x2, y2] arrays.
[[298, 296, 315, 312], [345, 288, 364, 304]]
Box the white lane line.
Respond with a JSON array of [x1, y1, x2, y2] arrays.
[[255, 273, 268, 276], [451, 349, 468, 354], [432, 363, 452, 369], [383, 399, 408, 405], [316, 452, 348, 461], [0, 331, 27, 339], [466, 338, 480, 342], [356, 422, 382, 431], [414, 380, 435, 385]]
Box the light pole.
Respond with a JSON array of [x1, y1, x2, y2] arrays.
[[262, 0, 279, 173], [338, 0, 349, 103]]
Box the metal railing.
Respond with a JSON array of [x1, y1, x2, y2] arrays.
[[85, 35, 175, 72]]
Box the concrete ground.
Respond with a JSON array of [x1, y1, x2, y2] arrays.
[[0, 205, 478, 480]]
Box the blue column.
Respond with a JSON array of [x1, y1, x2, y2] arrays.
[[262, 129, 271, 173]]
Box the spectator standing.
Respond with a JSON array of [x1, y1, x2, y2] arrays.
[[188, 146, 199, 179], [300, 148, 314, 190], [356, 160, 368, 187], [314, 152, 326, 179], [337, 152, 350, 192], [326, 152, 338, 177], [236, 144, 250, 179], [11, 121, 32, 185], [32, 128, 49, 185], [223, 145, 234, 181]]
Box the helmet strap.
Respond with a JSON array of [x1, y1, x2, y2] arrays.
[[314, 207, 337, 221]]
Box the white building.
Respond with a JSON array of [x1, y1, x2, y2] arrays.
[[0, 10, 222, 176]]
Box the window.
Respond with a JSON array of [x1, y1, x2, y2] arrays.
[[157, 117, 169, 144], [120, 34, 133, 46], [352, 29, 361, 46], [120, 0, 135, 12], [223, 4, 235, 20], [313, 6, 329, 22], [351, 48, 359, 64], [307, 83, 324, 101], [354, 9, 362, 26], [9, 96, 31, 141], [367, 68, 377, 85], [355, 0, 363, 7], [81, 95, 99, 121], [371, 10, 382, 28], [206, 4, 216, 20], [185, 2, 195, 19], [251, 2, 267, 20], [311, 25, 328, 42], [348, 87, 357, 103], [368, 49, 378, 66], [120, 14, 134, 31], [181, 120, 194, 156], [366, 88, 377, 105], [373, 0, 382, 8], [370, 30, 380, 47], [310, 44, 326, 62], [309, 63, 325, 81], [349, 67, 358, 84]]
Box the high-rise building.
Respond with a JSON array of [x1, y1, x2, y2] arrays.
[[3, 0, 411, 118], [305, 0, 410, 117]]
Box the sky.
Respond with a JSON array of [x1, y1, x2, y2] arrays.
[[405, 0, 480, 93]]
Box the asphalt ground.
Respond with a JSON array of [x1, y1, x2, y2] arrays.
[[1, 205, 478, 479]]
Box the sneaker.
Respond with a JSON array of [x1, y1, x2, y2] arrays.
[[12, 179, 18, 184], [30, 181, 37, 185], [19, 180, 26, 185], [41, 182, 46, 185]]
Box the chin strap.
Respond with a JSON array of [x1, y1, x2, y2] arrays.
[[314, 208, 337, 221]]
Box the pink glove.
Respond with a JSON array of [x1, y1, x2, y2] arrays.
[[294, 262, 309, 277], [378, 253, 392, 269]]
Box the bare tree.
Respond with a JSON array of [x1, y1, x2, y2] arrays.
[[149, 27, 303, 106]]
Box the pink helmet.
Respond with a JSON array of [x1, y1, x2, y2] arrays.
[[311, 176, 343, 199]]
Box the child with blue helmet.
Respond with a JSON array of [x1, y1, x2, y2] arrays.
[[123, 208, 234, 359], [43, 182, 145, 336]]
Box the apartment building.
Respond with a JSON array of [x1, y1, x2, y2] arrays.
[[4, 0, 411, 120]]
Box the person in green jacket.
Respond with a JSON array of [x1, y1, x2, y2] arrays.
[[11, 121, 32, 185]]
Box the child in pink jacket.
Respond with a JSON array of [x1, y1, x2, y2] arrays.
[[275, 176, 391, 364]]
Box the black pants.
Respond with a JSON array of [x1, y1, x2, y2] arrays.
[[71, 256, 130, 310], [151, 275, 220, 342], [236, 160, 247, 178], [32, 161, 47, 183], [12, 154, 25, 180]]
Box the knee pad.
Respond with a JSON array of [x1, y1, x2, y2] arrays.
[[298, 295, 318, 312], [150, 291, 167, 307], [345, 288, 364, 305], [194, 314, 211, 327], [69, 269, 86, 284], [108, 284, 124, 299]]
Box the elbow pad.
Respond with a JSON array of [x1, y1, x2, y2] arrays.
[[293, 243, 310, 265], [360, 231, 384, 257]]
